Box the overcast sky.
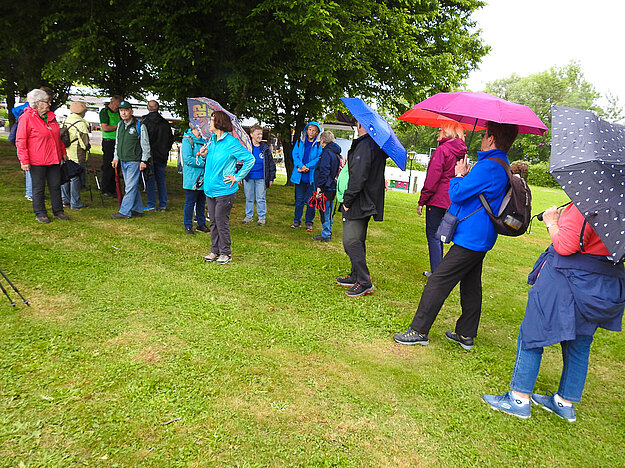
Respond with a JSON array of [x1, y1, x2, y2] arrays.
[[465, 0, 624, 106]]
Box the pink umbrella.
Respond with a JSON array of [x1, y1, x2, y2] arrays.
[[398, 107, 485, 131], [414, 92, 548, 136]]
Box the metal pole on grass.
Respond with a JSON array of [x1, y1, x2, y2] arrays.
[[0, 268, 29, 306]]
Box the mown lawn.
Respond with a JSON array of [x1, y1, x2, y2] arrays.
[[0, 138, 623, 467]]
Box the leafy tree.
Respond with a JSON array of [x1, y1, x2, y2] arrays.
[[128, 0, 489, 179], [42, 0, 154, 98], [0, 1, 72, 125]]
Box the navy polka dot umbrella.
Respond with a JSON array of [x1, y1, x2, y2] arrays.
[[550, 105, 625, 264]]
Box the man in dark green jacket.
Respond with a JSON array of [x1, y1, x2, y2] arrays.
[[110, 101, 151, 219]]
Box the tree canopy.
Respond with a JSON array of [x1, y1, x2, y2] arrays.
[[1, 0, 488, 175]]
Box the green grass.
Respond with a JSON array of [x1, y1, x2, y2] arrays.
[[0, 138, 623, 467]]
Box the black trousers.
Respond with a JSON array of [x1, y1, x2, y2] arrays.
[[342, 215, 372, 287], [101, 138, 116, 194], [30, 164, 63, 217], [411, 244, 487, 337]]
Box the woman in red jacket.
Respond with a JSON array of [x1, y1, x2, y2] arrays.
[[16, 89, 69, 223], [417, 121, 467, 277]]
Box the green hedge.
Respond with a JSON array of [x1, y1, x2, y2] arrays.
[[527, 162, 559, 188]]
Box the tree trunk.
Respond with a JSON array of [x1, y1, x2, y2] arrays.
[[6, 93, 16, 128]]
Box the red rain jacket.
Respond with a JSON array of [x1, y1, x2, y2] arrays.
[[16, 106, 66, 166], [418, 137, 467, 210]]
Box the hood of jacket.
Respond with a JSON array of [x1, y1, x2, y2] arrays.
[[299, 121, 322, 145], [324, 141, 342, 156], [438, 137, 467, 160], [184, 128, 206, 145]]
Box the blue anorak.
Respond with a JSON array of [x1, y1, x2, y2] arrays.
[[181, 129, 207, 190], [520, 245, 625, 349], [290, 121, 322, 184], [203, 132, 254, 198], [448, 148, 509, 252]]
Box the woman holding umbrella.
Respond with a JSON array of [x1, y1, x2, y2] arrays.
[[482, 204, 625, 422], [201, 111, 254, 265], [417, 120, 467, 277]]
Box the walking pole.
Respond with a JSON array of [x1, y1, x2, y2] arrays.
[[0, 268, 29, 306], [0, 280, 16, 307], [92, 170, 104, 206]]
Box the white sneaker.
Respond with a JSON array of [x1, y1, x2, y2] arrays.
[[241, 217, 253, 224], [216, 255, 232, 264], [203, 252, 218, 262]]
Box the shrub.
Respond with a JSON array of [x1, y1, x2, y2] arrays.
[[527, 161, 559, 187]]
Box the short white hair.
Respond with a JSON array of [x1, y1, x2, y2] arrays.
[[27, 89, 50, 107], [319, 130, 335, 144]]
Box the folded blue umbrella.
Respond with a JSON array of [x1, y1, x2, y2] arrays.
[[341, 97, 407, 171]]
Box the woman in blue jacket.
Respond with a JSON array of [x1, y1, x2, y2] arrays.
[[290, 121, 322, 231], [394, 122, 517, 349], [201, 111, 254, 265], [181, 124, 209, 235]]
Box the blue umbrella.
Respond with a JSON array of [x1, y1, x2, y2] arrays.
[[341, 97, 407, 171]]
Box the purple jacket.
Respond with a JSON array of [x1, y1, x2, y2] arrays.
[[418, 137, 467, 209]]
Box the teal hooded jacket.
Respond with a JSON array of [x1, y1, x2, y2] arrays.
[[181, 128, 207, 190], [203, 132, 254, 198]]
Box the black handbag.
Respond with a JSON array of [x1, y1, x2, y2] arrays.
[[60, 159, 84, 184]]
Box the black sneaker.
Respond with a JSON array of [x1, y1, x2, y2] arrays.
[[35, 215, 51, 223], [54, 213, 70, 220], [312, 234, 331, 242], [336, 275, 356, 287], [131, 210, 144, 217], [111, 212, 131, 219], [185, 227, 194, 235], [345, 282, 374, 297], [445, 331, 474, 350], [393, 328, 429, 346], [196, 224, 210, 233]]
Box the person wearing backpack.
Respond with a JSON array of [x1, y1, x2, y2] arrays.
[[16, 89, 69, 223], [312, 130, 341, 242], [61, 101, 90, 210], [181, 123, 209, 235], [394, 121, 518, 350], [110, 101, 151, 219]]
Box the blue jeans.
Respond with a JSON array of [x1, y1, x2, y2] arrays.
[[293, 183, 315, 225], [425, 205, 446, 272], [184, 189, 206, 228], [61, 176, 84, 208], [145, 163, 167, 209], [25, 170, 32, 198], [119, 161, 143, 216], [243, 178, 267, 219], [510, 331, 594, 403], [321, 196, 334, 238]]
